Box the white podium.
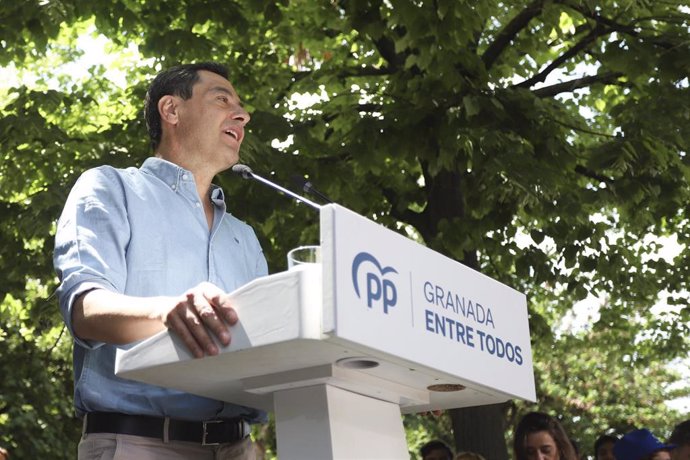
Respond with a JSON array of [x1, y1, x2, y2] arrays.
[[116, 204, 535, 459]]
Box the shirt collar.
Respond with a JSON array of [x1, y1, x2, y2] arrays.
[[140, 157, 226, 204], [140, 157, 191, 190]]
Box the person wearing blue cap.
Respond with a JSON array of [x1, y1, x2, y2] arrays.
[[613, 428, 676, 460]]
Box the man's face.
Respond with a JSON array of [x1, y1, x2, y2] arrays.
[[672, 445, 690, 460], [651, 451, 672, 460], [175, 70, 250, 173], [596, 441, 615, 460], [423, 448, 451, 460]]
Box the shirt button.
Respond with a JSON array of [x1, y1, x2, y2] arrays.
[[171, 184, 177, 190], [182, 174, 188, 180], [196, 202, 201, 208]]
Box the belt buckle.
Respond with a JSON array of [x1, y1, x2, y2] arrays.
[[202, 420, 223, 446]]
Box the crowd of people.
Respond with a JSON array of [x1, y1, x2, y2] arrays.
[[3, 415, 687, 459], [419, 414, 690, 460]]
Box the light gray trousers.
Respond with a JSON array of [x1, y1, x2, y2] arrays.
[[78, 432, 258, 460]]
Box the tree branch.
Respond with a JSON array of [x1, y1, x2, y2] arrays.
[[532, 71, 624, 98], [275, 66, 393, 103], [381, 186, 426, 231], [482, 0, 545, 71], [550, 116, 618, 138], [343, 0, 407, 71], [372, 34, 406, 71], [574, 165, 614, 184], [46, 324, 66, 357], [559, 1, 678, 50], [516, 23, 609, 89], [291, 65, 394, 82]]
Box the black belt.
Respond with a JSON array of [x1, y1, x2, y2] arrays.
[[84, 412, 249, 446]]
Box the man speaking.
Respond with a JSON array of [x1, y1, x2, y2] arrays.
[[54, 62, 267, 459]]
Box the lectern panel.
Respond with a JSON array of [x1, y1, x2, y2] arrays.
[[321, 204, 535, 402]]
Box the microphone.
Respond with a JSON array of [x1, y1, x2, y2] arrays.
[[231, 164, 322, 210], [292, 175, 333, 204]]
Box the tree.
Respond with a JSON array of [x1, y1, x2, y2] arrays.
[[1, 0, 688, 458]]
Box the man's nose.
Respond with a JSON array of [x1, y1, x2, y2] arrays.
[[230, 106, 250, 126]]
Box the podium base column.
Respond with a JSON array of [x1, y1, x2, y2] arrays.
[[273, 383, 409, 459]]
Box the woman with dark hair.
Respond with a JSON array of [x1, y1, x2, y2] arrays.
[[513, 411, 579, 460]]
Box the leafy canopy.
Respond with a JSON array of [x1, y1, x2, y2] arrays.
[[0, 0, 688, 458]]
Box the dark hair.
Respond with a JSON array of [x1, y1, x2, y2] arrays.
[[669, 419, 690, 445], [513, 412, 578, 460], [420, 440, 453, 460], [594, 434, 618, 459], [144, 62, 229, 151]]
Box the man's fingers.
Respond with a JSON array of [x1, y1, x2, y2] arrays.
[[166, 313, 205, 359], [184, 293, 226, 353], [191, 293, 231, 347], [215, 302, 238, 328], [205, 291, 238, 327], [164, 284, 238, 358]]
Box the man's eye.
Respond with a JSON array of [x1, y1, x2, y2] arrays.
[[218, 96, 228, 102]]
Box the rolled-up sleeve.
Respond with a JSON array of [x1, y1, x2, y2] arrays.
[[53, 167, 131, 349]]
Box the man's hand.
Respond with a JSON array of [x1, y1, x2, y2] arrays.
[[161, 282, 238, 358], [73, 283, 238, 359]]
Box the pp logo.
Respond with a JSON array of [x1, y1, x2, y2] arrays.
[[351, 252, 398, 314]]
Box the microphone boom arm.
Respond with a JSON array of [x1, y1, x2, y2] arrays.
[[232, 164, 322, 210]]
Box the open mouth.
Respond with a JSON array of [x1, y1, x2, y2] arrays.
[[224, 128, 239, 141]]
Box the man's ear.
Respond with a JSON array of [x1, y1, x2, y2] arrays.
[[158, 95, 179, 126]]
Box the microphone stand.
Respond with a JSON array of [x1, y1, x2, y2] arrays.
[[232, 164, 322, 210]]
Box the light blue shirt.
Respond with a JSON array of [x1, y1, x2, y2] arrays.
[[53, 157, 268, 422]]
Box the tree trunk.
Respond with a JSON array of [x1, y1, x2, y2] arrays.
[[450, 403, 510, 460]]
